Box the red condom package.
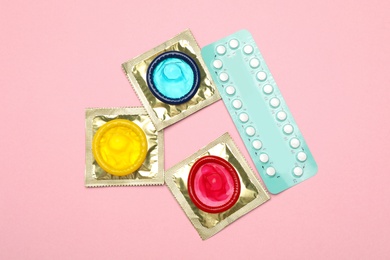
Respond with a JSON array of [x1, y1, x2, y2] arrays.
[[165, 133, 270, 240]]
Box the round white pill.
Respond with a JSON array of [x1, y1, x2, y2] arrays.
[[219, 72, 229, 82], [290, 138, 300, 149], [232, 99, 242, 109], [216, 45, 226, 55], [246, 126, 255, 136], [263, 84, 273, 94], [225, 86, 235, 95], [266, 167, 276, 176], [259, 153, 269, 163], [256, 71, 267, 81], [277, 111, 287, 121], [239, 113, 249, 122], [270, 97, 280, 108], [244, 45, 253, 54], [252, 140, 262, 150], [229, 39, 239, 49], [283, 124, 294, 134], [250, 58, 260, 68], [213, 59, 223, 69], [297, 152, 307, 162], [293, 166, 303, 177]]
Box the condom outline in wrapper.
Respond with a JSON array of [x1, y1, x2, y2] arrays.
[[165, 133, 270, 240], [122, 29, 220, 131], [146, 51, 201, 105], [85, 107, 164, 187], [92, 119, 148, 176], [188, 155, 241, 214]]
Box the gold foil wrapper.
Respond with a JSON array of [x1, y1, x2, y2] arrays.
[[165, 133, 270, 240], [122, 29, 220, 131], [85, 107, 164, 187]]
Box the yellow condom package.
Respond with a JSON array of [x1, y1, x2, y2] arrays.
[[122, 29, 220, 131], [85, 107, 164, 187]]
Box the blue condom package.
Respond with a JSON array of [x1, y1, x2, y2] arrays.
[[202, 30, 318, 194], [122, 29, 220, 131]]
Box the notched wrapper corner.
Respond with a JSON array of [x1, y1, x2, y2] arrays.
[[85, 107, 164, 187], [165, 133, 270, 240], [122, 29, 220, 131]]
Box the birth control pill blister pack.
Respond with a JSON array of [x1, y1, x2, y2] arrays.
[[202, 30, 318, 194]]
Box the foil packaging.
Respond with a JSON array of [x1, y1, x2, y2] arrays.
[[122, 29, 220, 131], [85, 107, 164, 187], [165, 133, 270, 240]]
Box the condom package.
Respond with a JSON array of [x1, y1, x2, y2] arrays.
[[122, 29, 220, 131], [85, 107, 164, 187], [165, 133, 270, 240]]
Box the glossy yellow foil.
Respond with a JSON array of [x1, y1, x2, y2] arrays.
[[165, 133, 270, 240], [92, 119, 148, 176], [122, 29, 220, 131], [85, 107, 164, 187]]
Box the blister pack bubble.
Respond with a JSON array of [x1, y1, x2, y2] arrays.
[[201, 30, 318, 194]]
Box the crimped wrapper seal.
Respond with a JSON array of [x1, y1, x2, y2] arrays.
[[165, 133, 270, 240], [122, 29, 220, 131], [85, 107, 164, 187]]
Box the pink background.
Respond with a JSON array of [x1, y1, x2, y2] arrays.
[[1, 0, 389, 259]]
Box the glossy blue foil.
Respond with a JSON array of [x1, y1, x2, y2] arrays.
[[152, 57, 195, 99]]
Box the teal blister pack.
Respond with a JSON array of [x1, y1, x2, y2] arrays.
[[201, 30, 318, 194]]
